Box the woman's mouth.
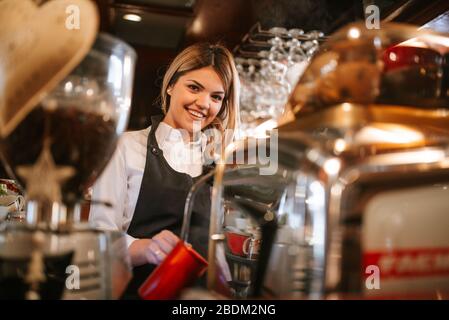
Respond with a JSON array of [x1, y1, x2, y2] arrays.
[[185, 107, 206, 120]]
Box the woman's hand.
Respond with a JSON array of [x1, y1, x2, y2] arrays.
[[145, 230, 180, 264], [129, 230, 180, 266]]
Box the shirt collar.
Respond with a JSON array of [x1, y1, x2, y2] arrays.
[[158, 121, 184, 142], [156, 121, 206, 149]]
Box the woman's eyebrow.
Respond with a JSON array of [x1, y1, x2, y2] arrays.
[[187, 79, 225, 95]]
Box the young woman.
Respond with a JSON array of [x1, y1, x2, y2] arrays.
[[89, 43, 240, 298]]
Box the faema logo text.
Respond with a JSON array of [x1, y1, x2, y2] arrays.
[[363, 248, 449, 279]]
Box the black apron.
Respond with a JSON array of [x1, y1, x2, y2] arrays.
[[121, 115, 212, 299]]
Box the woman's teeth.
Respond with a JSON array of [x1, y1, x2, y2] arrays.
[[187, 109, 205, 119]]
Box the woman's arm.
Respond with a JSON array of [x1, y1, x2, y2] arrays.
[[89, 140, 128, 238], [89, 135, 180, 267]]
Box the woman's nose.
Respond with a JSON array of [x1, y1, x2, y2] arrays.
[[195, 93, 210, 109]]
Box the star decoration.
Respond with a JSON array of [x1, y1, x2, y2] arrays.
[[17, 139, 75, 203]]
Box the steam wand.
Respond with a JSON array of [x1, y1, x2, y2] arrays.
[[180, 169, 216, 243]]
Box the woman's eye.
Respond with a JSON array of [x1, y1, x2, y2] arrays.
[[212, 95, 223, 102], [188, 84, 199, 91]]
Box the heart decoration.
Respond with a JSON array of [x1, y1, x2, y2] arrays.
[[0, 0, 99, 137]]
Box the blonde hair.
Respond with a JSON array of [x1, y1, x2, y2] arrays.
[[160, 43, 240, 145]]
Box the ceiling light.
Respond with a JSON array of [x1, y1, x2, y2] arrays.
[[123, 14, 142, 22]]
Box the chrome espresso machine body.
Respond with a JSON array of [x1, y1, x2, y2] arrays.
[[207, 23, 449, 299]]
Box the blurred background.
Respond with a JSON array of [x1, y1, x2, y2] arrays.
[[92, 0, 449, 130], [1, 0, 449, 180]]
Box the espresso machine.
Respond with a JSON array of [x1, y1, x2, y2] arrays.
[[206, 23, 449, 299], [0, 0, 136, 299]]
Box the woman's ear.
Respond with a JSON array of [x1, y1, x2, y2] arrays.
[[167, 86, 173, 96]]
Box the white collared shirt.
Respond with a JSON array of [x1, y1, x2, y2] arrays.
[[88, 121, 205, 247]]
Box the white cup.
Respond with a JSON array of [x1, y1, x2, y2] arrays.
[[235, 218, 249, 230], [0, 195, 25, 219]]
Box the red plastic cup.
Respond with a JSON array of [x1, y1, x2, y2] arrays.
[[138, 240, 208, 300]]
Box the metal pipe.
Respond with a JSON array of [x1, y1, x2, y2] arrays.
[[180, 169, 216, 243]]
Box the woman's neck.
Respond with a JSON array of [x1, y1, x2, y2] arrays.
[[161, 117, 199, 143]]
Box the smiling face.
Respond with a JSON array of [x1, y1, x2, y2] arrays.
[[163, 66, 225, 136]]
